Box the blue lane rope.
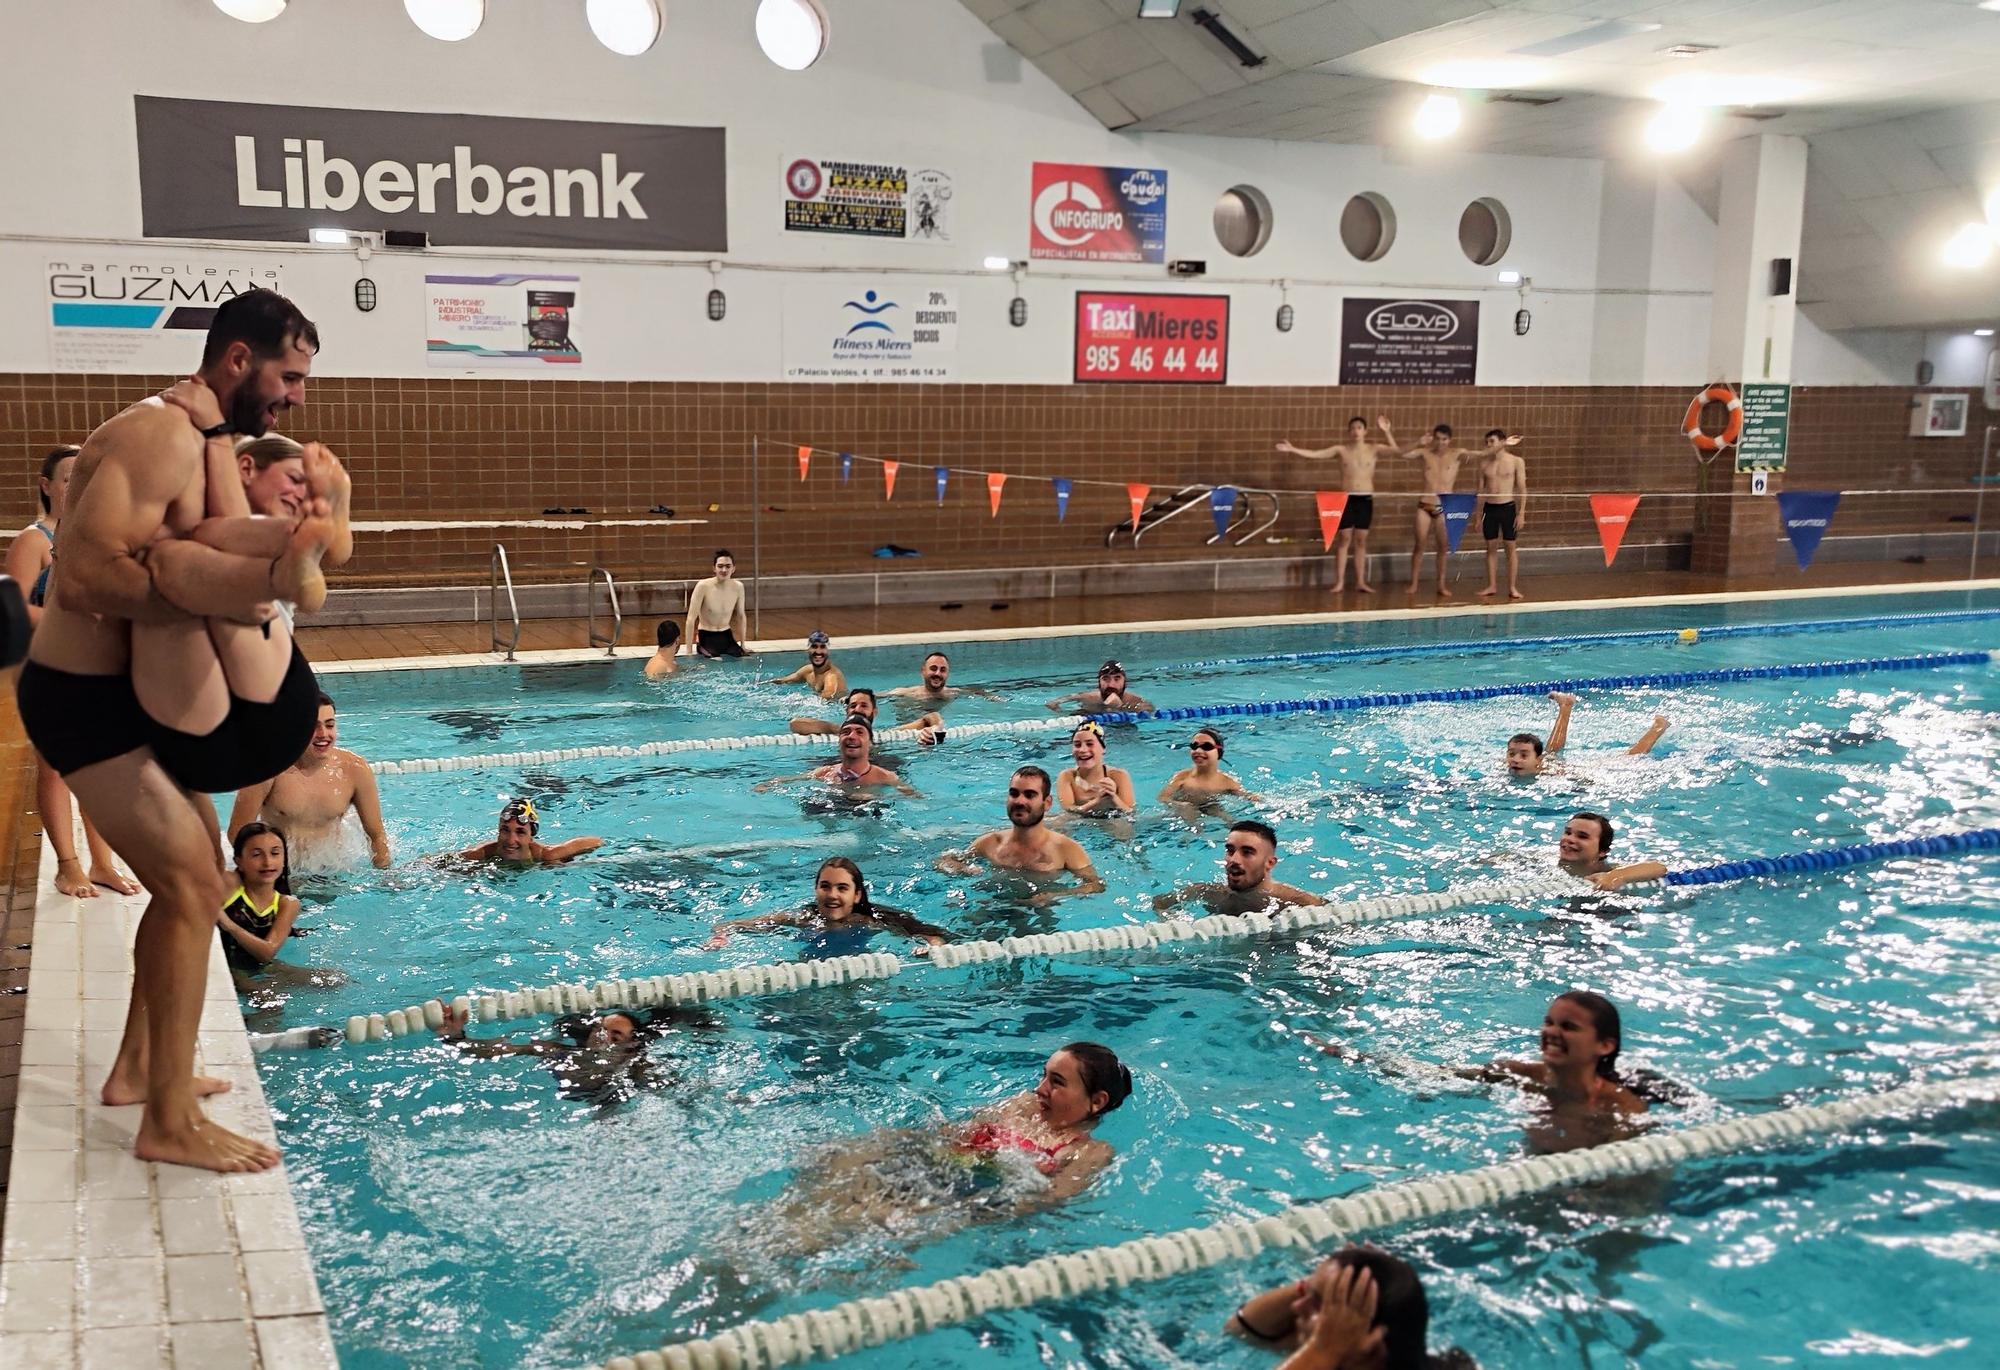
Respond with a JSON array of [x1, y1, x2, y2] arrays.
[[1176, 608, 2000, 671], [1664, 827, 2000, 886], [1089, 650, 1996, 725]]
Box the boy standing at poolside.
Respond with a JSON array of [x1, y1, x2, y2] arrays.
[[684, 549, 749, 657], [1277, 415, 1397, 595], [1472, 429, 1527, 601]]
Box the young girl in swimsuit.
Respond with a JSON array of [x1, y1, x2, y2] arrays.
[[1158, 727, 1262, 806], [1058, 721, 1136, 815], [704, 857, 949, 954], [218, 821, 302, 987], [8, 446, 137, 898]]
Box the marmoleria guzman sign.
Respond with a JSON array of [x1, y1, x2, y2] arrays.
[[134, 96, 727, 252]]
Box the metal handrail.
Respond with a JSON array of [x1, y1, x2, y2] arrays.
[[1229, 488, 1282, 545], [586, 565, 622, 657], [1110, 485, 1209, 548], [489, 543, 520, 662]]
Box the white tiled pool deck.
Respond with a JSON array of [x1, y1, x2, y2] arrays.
[[0, 843, 336, 1368]]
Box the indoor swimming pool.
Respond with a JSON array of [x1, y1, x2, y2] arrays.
[[254, 589, 2000, 1368]]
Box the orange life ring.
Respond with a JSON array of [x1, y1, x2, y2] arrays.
[[1683, 383, 1743, 453]]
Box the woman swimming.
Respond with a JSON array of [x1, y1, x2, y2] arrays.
[[1058, 721, 1136, 815], [704, 857, 950, 954], [761, 1042, 1133, 1255], [1158, 726, 1262, 805], [1229, 1244, 1476, 1369]]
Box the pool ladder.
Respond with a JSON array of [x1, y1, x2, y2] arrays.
[[586, 565, 623, 657], [489, 543, 520, 662]]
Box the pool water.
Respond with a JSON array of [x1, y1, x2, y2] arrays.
[[257, 589, 2000, 1368]]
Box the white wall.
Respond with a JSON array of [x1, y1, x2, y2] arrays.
[[26, 0, 1940, 390]]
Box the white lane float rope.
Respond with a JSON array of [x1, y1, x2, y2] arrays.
[[602, 1073, 2000, 1370]]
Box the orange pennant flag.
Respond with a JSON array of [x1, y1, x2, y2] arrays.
[[882, 460, 899, 500], [1126, 482, 1149, 531], [1589, 493, 1642, 566], [1314, 491, 1349, 551], [987, 472, 1007, 518], [797, 445, 811, 481]]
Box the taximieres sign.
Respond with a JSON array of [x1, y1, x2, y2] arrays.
[[134, 96, 727, 252]]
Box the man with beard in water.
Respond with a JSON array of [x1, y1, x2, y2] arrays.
[[1154, 819, 1324, 915], [937, 766, 1104, 905]]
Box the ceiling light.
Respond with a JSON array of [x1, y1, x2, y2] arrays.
[[404, 0, 484, 42], [310, 228, 351, 245], [756, 0, 829, 71], [1981, 1, 2000, 12], [212, 0, 285, 20], [1420, 60, 1542, 90], [1645, 102, 1705, 153], [983, 256, 1011, 270], [1976, 328, 1996, 337], [1496, 270, 1522, 285], [586, 0, 660, 55], [1413, 92, 1462, 140], [1942, 221, 1996, 269], [1138, 0, 1182, 16]]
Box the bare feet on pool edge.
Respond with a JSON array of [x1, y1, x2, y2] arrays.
[[54, 857, 102, 898], [101, 1069, 233, 1106], [1355, 582, 1375, 595], [1438, 584, 1455, 599], [270, 515, 333, 613], [136, 1110, 279, 1173], [1509, 589, 1525, 600], [91, 864, 142, 895], [1476, 585, 1498, 600]]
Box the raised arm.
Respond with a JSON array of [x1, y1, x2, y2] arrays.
[[1546, 692, 1576, 757], [1627, 715, 1671, 756], [1373, 415, 1396, 447], [349, 765, 393, 869], [1275, 439, 1339, 460], [540, 835, 604, 864], [216, 895, 301, 965]]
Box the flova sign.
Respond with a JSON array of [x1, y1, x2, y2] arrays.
[[1364, 301, 1461, 341]]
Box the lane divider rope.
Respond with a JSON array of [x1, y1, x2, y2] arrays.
[[1175, 607, 2000, 670], [603, 1073, 2000, 1369], [249, 829, 2000, 1053], [369, 650, 1998, 777]]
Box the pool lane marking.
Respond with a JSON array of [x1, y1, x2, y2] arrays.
[[367, 649, 1998, 776], [618, 1072, 2000, 1370], [249, 827, 2000, 1054], [309, 577, 2000, 676]]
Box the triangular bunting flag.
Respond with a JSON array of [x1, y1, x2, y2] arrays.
[[1314, 492, 1349, 550], [797, 445, 811, 481], [839, 451, 853, 482], [1209, 486, 1238, 541], [1051, 477, 1073, 522], [882, 460, 899, 500], [934, 466, 950, 505], [1126, 483, 1150, 532], [987, 472, 1007, 518], [1589, 493, 1642, 566], [1439, 493, 1478, 552], [1777, 490, 1841, 569]]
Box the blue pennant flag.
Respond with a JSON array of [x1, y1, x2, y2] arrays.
[[934, 466, 950, 505], [839, 451, 853, 482], [1777, 490, 1841, 569], [1052, 477, 1073, 522], [1209, 486, 1239, 540], [1440, 493, 1479, 552]]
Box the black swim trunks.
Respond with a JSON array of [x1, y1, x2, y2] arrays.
[[1338, 494, 1374, 531], [1482, 500, 1519, 542], [17, 661, 151, 776], [146, 642, 322, 794], [697, 628, 746, 658]]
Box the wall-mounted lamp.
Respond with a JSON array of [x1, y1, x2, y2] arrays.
[[1009, 263, 1027, 327], [706, 260, 726, 322], [1275, 279, 1294, 332], [1512, 274, 1533, 335], [354, 278, 378, 312]]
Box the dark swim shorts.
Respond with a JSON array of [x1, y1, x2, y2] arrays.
[[1482, 500, 1519, 542], [17, 661, 150, 776], [1337, 494, 1374, 531], [697, 628, 747, 658], [145, 642, 322, 794]]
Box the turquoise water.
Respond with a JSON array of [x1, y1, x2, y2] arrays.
[[256, 590, 2000, 1368]]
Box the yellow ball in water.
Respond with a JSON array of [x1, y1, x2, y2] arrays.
[[1678, 628, 1700, 643]]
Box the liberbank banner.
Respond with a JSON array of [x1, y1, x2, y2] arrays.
[[133, 96, 727, 252]]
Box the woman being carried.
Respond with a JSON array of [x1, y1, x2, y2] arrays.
[[704, 857, 949, 956]]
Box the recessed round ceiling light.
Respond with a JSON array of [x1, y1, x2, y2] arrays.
[[756, 0, 829, 72], [212, 0, 286, 21], [1644, 102, 1705, 154], [1413, 92, 1462, 140], [404, 0, 484, 42], [1943, 221, 1996, 270], [587, 0, 661, 56]]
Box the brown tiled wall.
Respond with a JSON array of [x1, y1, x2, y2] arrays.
[[0, 373, 1983, 585]]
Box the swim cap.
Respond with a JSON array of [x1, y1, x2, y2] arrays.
[[807, 630, 831, 646], [839, 713, 874, 734], [500, 798, 539, 833]]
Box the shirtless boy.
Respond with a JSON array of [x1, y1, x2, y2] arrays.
[[938, 766, 1105, 905], [684, 550, 748, 657], [769, 630, 846, 700], [1395, 422, 1475, 597], [1472, 429, 1528, 601], [230, 692, 392, 868], [1506, 693, 1671, 777], [1277, 415, 1397, 594]]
